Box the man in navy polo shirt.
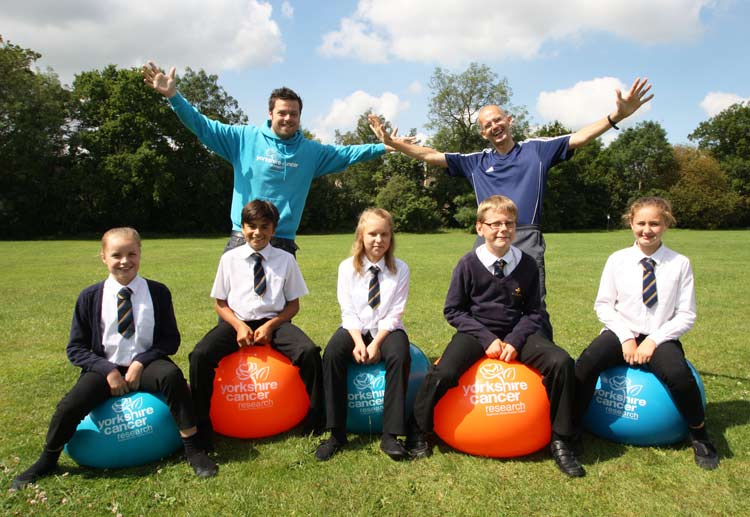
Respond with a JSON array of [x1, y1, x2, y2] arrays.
[[369, 77, 653, 339]]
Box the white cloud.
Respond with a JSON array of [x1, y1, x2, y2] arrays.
[[319, 0, 713, 65], [318, 17, 389, 63], [407, 81, 423, 95], [536, 77, 652, 145], [281, 1, 294, 18], [313, 90, 409, 143], [0, 0, 285, 86], [700, 91, 748, 117]]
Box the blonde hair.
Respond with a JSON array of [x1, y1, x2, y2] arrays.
[[351, 208, 396, 275], [477, 195, 518, 222], [101, 227, 141, 250], [623, 197, 676, 228]]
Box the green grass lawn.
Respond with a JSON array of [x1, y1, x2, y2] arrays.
[[1, 230, 749, 516]]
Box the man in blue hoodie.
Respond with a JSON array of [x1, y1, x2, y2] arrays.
[[142, 61, 394, 256]]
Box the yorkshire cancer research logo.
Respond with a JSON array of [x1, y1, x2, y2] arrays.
[[256, 148, 299, 171], [348, 372, 385, 415], [593, 373, 647, 420], [463, 362, 530, 416], [220, 360, 279, 410], [96, 395, 156, 442]]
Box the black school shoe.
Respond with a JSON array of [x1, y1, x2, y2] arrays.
[[692, 439, 719, 470], [406, 432, 433, 459], [315, 436, 346, 461], [186, 450, 219, 478], [380, 435, 410, 461], [10, 466, 51, 490], [550, 439, 586, 478]]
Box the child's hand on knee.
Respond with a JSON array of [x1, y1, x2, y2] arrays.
[[621, 339, 638, 365], [485, 339, 504, 359], [634, 338, 657, 364], [365, 343, 381, 364], [499, 343, 518, 362], [107, 369, 129, 396], [352, 342, 368, 363], [236, 324, 254, 347], [125, 361, 144, 391], [253, 323, 274, 345]]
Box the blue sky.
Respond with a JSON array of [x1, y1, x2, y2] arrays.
[[3, 0, 748, 146]]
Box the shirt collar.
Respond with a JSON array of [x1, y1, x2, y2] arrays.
[[105, 274, 144, 294], [241, 243, 273, 260], [476, 244, 516, 269], [632, 242, 667, 265], [364, 256, 387, 272]]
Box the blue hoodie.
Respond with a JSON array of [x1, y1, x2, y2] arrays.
[[169, 93, 386, 239]]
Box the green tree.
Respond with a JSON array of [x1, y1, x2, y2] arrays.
[[669, 146, 740, 229], [67, 65, 244, 233], [597, 121, 679, 218], [689, 102, 750, 223], [532, 121, 609, 231], [375, 175, 441, 233], [0, 37, 69, 237]]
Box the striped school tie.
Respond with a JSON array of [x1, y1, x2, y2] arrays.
[[493, 259, 506, 278], [641, 257, 658, 308], [117, 287, 135, 338], [368, 266, 381, 309], [252, 253, 266, 296]]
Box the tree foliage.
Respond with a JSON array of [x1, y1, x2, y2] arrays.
[[596, 121, 679, 218], [669, 146, 740, 229], [2, 44, 747, 236], [0, 36, 69, 238], [689, 102, 750, 223]]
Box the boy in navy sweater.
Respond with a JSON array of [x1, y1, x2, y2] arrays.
[[11, 228, 217, 490], [409, 195, 584, 477]]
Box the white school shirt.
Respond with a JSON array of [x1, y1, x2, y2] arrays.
[[211, 243, 308, 321], [594, 243, 696, 347], [475, 245, 521, 277], [337, 256, 409, 336], [101, 274, 154, 366]]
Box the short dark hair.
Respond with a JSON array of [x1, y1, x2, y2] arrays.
[[241, 199, 280, 228], [268, 87, 303, 113]]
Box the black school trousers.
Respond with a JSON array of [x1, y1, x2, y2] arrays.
[[322, 327, 410, 436], [413, 331, 577, 439], [189, 319, 322, 428], [574, 330, 705, 427], [45, 358, 194, 450]]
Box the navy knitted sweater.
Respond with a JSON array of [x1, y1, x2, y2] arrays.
[[443, 250, 543, 353]]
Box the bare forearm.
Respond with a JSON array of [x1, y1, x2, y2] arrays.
[[390, 140, 447, 167], [569, 115, 616, 149]]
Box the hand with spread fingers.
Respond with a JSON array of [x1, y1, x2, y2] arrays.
[[142, 60, 177, 99]]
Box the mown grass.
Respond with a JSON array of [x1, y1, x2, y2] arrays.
[[1, 230, 749, 516]]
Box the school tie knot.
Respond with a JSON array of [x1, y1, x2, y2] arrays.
[[641, 257, 657, 308], [493, 259, 506, 278], [117, 287, 135, 339], [368, 265, 381, 309], [252, 253, 266, 296]]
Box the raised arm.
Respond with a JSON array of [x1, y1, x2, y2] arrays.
[[368, 114, 447, 167], [568, 77, 654, 149], [142, 60, 177, 99]]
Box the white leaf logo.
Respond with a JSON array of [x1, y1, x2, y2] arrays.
[[353, 372, 385, 391], [479, 362, 516, 381]]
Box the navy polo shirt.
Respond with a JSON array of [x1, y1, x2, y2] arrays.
[[445, 135, 573, 225]]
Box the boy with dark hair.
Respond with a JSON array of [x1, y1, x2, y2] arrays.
[[189, 200, 323, 450], [409, 195, 585, 477]]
